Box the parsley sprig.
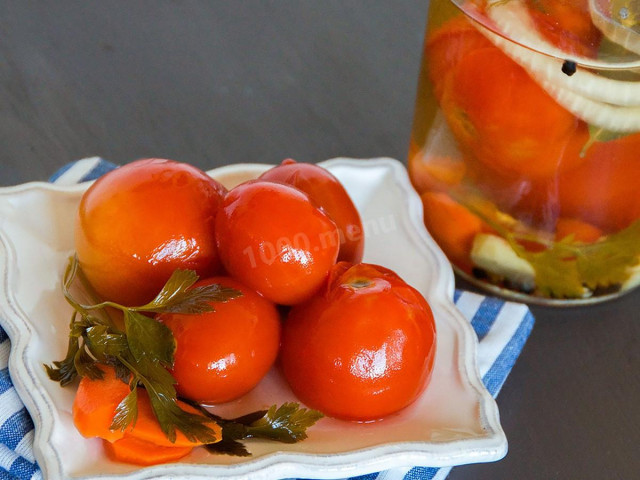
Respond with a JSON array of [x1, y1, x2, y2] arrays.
[[201, 403, 325, 456], [460, 194, 640, 298], [46, 256, 324, 452], [46, 255, 242, 444], [509, 220, 640, 298]]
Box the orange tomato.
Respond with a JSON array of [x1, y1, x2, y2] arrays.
[[158, 277, 281, 404], [215, 180, 340, 305], [558, 133, 640, 232], [425, 16, 493, 101], [258, 159, 364, 264], [280, 262, 437, 421], [461, 123, 590, 230], [75, 158, 227, 306], [440, 46, 580, 179]]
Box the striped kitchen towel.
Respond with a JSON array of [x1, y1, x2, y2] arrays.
[[0, 157, 535, 480]]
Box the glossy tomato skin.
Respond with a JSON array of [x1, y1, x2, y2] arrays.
[[158, 277, 281, 404], [215, 180, 340, 306], [280, 262, 437, 421], [258, 159, 364, 263], [75, 158, 227, 306]]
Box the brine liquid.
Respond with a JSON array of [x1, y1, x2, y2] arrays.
[[408, 0, 640, 303]]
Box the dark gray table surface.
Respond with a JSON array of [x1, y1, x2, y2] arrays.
[[1, 2, 638, 479]]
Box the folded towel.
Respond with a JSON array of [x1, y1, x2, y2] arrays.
[[0, 158, 535, 480]]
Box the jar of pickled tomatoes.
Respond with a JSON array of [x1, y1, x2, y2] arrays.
[[409, 0, 640, 304]]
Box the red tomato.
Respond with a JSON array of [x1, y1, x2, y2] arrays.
[[258, 159, 364, 264], [558, 132, 640, 232], [75, 158, 227, 306], [215, 180, 340, 305], [425, 16, 493, 101], [158, 277, 281, 404], [441, 46, 580, 179], [280, 262, 437, 421]]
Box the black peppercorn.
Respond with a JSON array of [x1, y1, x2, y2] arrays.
[[562, 60, 577, 76]]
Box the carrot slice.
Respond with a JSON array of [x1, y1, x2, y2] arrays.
[[72, 365, 221, 447], [103, 435, 193, 466], [421, 191, 492, 274], [72, 365, 130, 442], [128, 389, 222, 447]]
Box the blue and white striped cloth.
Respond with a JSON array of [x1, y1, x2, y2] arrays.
[[1, 157, 536, 480]]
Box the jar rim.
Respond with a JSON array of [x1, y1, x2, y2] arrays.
[[451, 0, 640, 69]]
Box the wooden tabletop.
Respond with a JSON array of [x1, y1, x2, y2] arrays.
[[1, 2, 638, 479]]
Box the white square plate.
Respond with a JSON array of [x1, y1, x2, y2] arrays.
[[0, 157, 506, 479]]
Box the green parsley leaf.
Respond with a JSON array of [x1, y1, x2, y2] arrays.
[[44, 325, 81, 386], [204, 437, 251, 457], [146, 383, 218, 444], [511, 219, 640, 298], [513, 240, 586, 298], [47, 256, 240, 446], [136, 269, 242, 314], [576, 220, 640, 290], [111, 385, 139, 432], [84, 325, 128, 360], [458, 193, 640, 299], [73, 345, 104, 380], [203, 403, 324, 456], [48, 256, 323, 453], [124, 310, 175, 369], [245, 403, 324, 443]]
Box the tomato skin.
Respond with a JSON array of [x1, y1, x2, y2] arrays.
[[280, 262, 437, 421], [441, 46, 580, 179], [558, 133, 640, 232], [215, 180, 340, 306], [258, 159, 364, 264], [158, 277, 281, 404], [426, 16, 493, 101], [75, 158, 227, 306]]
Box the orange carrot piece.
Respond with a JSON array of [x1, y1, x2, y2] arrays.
[[72, 365, 130, 442], [421, 191, 491, 273], [103, 435, 193, 466], [73, 365, 221, 448], [127, 389, 222, 448]]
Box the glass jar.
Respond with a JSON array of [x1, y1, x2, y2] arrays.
[[409, 0, 640, 305]]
